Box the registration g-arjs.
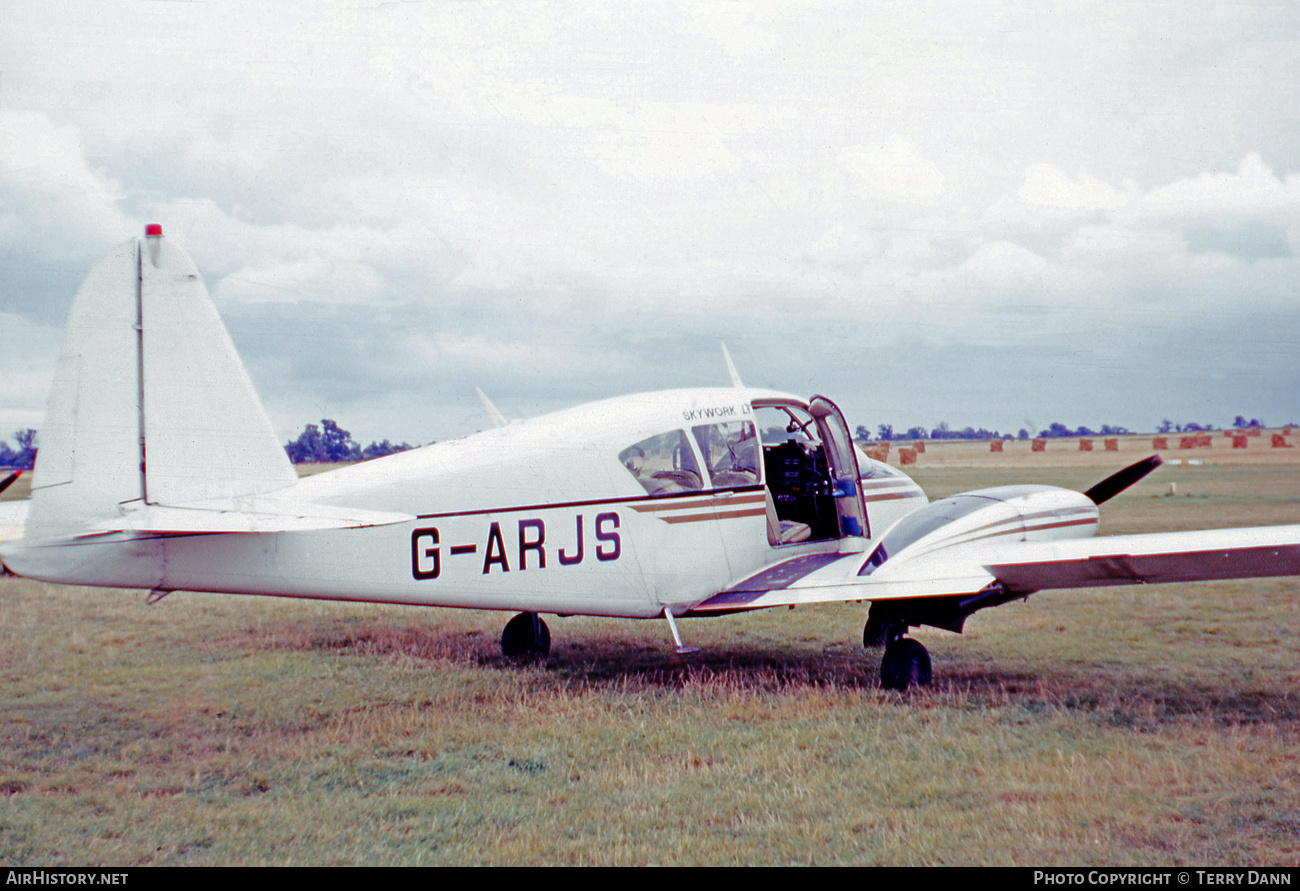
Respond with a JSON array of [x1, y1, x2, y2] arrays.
[[3, 227, 1299, 689]]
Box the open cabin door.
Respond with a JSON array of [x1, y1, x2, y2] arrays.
[[809, 395, 869, 544]]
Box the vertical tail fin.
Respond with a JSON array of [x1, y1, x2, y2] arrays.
[[26, 227, 297, 538]]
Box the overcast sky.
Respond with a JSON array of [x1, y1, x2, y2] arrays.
[[2, 1, 1298, 447]]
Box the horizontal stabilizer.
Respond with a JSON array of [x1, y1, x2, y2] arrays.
[[88, 498, 414, 536]]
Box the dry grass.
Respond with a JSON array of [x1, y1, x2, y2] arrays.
[[2, 446, 1299, 865]]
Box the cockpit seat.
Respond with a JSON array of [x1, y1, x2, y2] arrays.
[[711, 470, 758, 488], [765, 488, 812, 545], [645, 470, 700, 496]]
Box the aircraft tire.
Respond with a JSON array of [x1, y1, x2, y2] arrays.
[[501, 612, 550, 659], [880, 638, 931, 691]]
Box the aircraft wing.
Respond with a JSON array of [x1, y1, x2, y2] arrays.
[[979, 524, 1300, 592], [690, 549, 996, 613], [690, 524, 1300, 614]]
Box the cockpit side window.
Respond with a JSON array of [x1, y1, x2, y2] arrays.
[[619, 430, 704, 496], [691, 420, 761, 489]]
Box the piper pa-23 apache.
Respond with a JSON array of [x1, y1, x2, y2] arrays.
[[3, 226, 1300, 690]]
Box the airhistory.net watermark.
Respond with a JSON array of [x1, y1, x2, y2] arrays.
[[6, 873, 127, 885]]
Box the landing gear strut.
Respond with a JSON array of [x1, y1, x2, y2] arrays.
[[501, 612, 550, 659], [863, 612, 893, 648]]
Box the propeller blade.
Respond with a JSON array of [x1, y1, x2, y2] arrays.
[[1083, 455, 1163, 505], [0, 471, 20, 496]]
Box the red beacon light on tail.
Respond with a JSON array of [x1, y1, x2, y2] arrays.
[[144, 224, 163, 237]]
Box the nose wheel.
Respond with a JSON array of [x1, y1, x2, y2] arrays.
[[865, 612, 932, 691], [501, 612, 550, 659], [879, 637, 932, 691]]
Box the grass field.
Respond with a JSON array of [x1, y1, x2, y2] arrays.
[[1, 438, 1299, 865]]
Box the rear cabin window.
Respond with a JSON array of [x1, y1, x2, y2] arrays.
[[691, 420, 760, 488], [619, 430, 703, 496]]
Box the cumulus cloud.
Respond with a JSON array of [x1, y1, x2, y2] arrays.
[[215, 257, 387, 306], [839, 137, 946, 202], [1140, 154, 1300, 226], [959, 241, 1049, 290], [0, 110, 135, 261], [1017, 164, 1131, 213]]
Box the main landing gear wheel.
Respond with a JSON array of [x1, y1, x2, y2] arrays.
[[501, 612, 550, 659], [879, 638, 932, 692]]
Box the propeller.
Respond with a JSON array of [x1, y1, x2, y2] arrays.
[[0, 471, 20, 496], [1083, 455, 1163, 505]]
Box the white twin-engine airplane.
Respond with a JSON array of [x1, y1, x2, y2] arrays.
[[3, 226, 1300, 690]]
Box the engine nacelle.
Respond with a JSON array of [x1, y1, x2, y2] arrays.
[[858, 485, 1100, 635], [861, 484, 1099, 575]]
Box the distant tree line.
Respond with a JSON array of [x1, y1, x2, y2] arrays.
[[0, 429, 37, 469], [1035, 422, 1132, 439], [864, 423, 1018, 442], [1155, 417, 1274, 434], [3, 421, 419, 469], [284, 419, 415, 464]]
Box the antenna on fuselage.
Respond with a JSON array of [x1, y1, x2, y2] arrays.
[[475, 388, 508, 429], [721, 341, 744, 388]]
